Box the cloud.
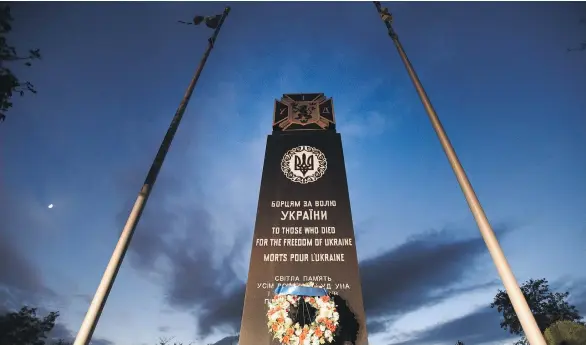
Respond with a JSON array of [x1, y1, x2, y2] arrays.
[[560, 277, 586, 322], [389, 307, 514, 345], [367, 320, 389, 335], [575, 289, 586, 320], [91, 339, 116, 345], [360, 228, 509, 324], [389, 276, 586, 345], [110, 103, 513, 339], [0, 184, 114, 345], [108, 56, 507, 340], [48, 322, 115, 345], [122, 195, 245, 335], [115, 167, 244, 336], [0, 186, 56, 310], [158, 325, 170, 333], [211, 335, 239, 345], [0, 232, 49, 310], [125, 180, 507, 338], [337, 111, 388, 138]]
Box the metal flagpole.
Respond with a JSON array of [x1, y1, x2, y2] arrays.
[[72, 7, 231, 345], [371, 2, 546, 345]]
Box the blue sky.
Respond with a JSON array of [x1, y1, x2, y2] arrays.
[[1, 1, 585, 345]]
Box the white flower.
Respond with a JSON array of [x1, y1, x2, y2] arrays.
[[268, 289, 339, 345]]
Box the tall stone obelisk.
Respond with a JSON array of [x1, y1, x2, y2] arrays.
[[239, 93, 368, 345]]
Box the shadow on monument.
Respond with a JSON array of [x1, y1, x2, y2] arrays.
[[332, 294, 360, 345]]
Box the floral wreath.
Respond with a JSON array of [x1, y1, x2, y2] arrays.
[[267, 282, 339, 345]]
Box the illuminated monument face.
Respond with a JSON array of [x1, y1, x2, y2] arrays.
[[239, 93, 369, 345]]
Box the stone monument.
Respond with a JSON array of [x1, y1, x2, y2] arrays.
[[238, 93, 369, 345]]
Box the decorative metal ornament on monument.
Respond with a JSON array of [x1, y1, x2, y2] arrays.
[[239, 93, 369, 345]]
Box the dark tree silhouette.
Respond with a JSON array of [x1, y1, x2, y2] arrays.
[[0, 306, 68, 345], [0, 4, 41, 124], [156, 336, 193, 345], [455, 341, 465, 345], [490, 278, 582, 345], [0, 306, 209, 345]]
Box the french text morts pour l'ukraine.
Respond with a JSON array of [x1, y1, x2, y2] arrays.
[[263, 253, 345, 262]]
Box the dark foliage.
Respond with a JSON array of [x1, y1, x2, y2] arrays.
[[331, 294, 359, 345], [0, 306, 65, 345], [0, 5, 41, 123], [490, 278, 583, 338]]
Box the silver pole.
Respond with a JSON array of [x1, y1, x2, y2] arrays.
[[372, 2, 546, 345], [72, 7, 231, 345]]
